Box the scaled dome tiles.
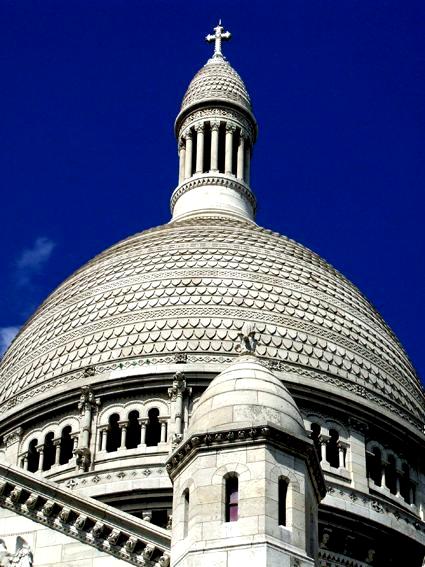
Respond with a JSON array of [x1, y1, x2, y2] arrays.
[[180, 57, 252, 116], [0, 216, 423, 430]]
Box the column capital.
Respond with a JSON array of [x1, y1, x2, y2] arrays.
[[225, 123, 237, 133], [194, 122, 205, 133], [319, 434, 330, 445], [178, 138, 185, 150], [184, 128, 193, 140], [210, 120, 220, 131]]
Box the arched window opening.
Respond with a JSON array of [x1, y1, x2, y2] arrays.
[[27, 439, 39, 473], [126, 410, 141, 449], [400, 463, 410, 502], [183, 489, 189, 538], [310, 423, 321, 459], [385, 455, 397, 495], [326, 429, 339, 468], [217, 123, 226, 173], [203, 123, 211, 172], [146, 408, 161, 447], [225, 475, 239, 522], [43, 432, 55, 471], [367, 447, 382, 486], [59, 426, 73, 465], [106, 413, 121, 453], [278, 477, 288, 526]]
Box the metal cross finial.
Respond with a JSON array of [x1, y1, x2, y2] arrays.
[[205, 21, 231, 58]]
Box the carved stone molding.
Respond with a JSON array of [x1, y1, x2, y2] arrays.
[[0, 462, 171, 566], [166, 423, 326, 500], [3, 427, 23, 448], [170, 175, 257, 212]]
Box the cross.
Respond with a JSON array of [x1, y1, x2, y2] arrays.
[[205, 20, 231, 58]]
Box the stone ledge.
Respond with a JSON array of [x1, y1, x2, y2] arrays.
[[0, 462, 170, 566]]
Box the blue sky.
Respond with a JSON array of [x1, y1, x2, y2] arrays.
[[0, 1, 424, 381]]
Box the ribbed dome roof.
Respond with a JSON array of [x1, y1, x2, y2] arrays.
[[187, 355, 306, 437], [180, 57, 252, 116], [0, 216, 423, 430]]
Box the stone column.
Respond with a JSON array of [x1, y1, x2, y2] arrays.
[[338, 441, 348, 469], [160, 420, 167, 444], [195, 123, 204, 174], [210, 121, 220, 172], [184, 130, 193, 179], [396, 472, 401, 497], [54, 440, 61, 466], [178, 139, 186, 184], [99, 428, 108, 452], [409, 485, 415, 505], [381, 461, 387, 488], [169, 372, 192, 446], [237, 133, 245, 180], [225, 124, 235, 175], [140, 419, 148, 445], [75, 386, 100, 472], [22, 454, 29, 471], [347, 419, 369, 491], [244, 144, 251, 185], [319, 435, 329, 463], [119, 423, 127, 450], [37, 447, 44, 472]]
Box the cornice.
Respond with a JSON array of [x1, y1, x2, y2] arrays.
[[0, 462, 171, 566], [165, 422, 326, 500], [170, 174, 257, 213]]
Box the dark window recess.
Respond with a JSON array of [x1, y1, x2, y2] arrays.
[[326, 429, 339, 468], [146, 408, 161, 447], [225, 475, 239, 522], [43, 432, 55, 471], [59, 425, 73, 465], [27, 439, 39, 473], [385, 455, 397, 495], [310, 423, 321, 459], [218, 123, 226, 173], [126, 410, 141, 449], [106, 413, 121, 453], [231, 130, 239, 175], [367, 447, 382, 486], [278, 478, 288, 526], [203, 123, 211, 172]]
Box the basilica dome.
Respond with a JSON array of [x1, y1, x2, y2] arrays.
[[0, 215, 423, 431]]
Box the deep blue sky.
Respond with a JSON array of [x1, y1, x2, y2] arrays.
[[0, 1, 424, 382]]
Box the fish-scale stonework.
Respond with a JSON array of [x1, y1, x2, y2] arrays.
[[179, 57, 252, 117], [0, 216, 423, 430]]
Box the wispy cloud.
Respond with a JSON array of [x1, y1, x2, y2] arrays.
[[16, 237, 56, 286], [0, 326, 20, 356]]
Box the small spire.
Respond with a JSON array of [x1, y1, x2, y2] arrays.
[[205, 20, 231, 59]]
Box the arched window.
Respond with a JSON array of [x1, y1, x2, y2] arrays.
[[278, 477, 288, 526], [326, 429, 339, 468], [367, 447, 382, 486], [385, 454, 397, 495], [126, 410, 141, 449], [43, 432, 55, 471], [310, 423, 321, 459], [225, 475, 239, 522], [27, 439, 39, 473], [59, 426, 73, 465], [183, 489, 189, 538], [146, 408, 161, 447], [400, 463, 411, 502], [106, 413, 121, 453]]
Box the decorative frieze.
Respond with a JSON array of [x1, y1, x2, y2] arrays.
[[0, 462, 171, 566]]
